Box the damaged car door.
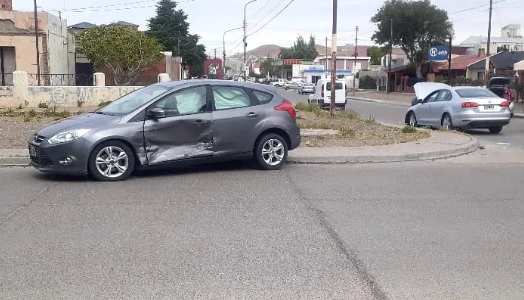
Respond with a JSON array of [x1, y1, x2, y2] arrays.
[[143, 85, 214, 164], [210, 85, 261, 156]]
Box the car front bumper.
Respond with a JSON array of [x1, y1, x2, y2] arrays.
[[28, 137, 90, 176]]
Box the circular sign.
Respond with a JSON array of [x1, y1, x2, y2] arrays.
[[429, 47, 438, 57]]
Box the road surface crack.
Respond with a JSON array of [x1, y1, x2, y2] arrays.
[[286, 171, 389, 300]]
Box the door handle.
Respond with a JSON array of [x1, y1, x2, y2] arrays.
[[246, 112, 259, 118], [194, 119, 205, 124]]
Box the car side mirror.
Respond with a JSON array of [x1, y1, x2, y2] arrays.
[[148, 107, 166, 119], [418, 99, 423, 104]]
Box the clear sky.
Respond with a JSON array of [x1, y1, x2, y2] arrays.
[[15, 0, 523, 56]]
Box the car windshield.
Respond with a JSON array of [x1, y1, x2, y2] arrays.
[[455, 88, 498, 98], [95, 85, 170, 115]]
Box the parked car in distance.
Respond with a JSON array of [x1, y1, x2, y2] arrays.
[[308, 79, 347, 110], [405, 82, 511, 134], [270, 79, 286, 87], [298, 82, 315, 94], [28, 80, 301, 181], [284, 81, 303, 91], [487, 76, 516, 117]]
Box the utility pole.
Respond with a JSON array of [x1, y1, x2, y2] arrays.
[[387, 18, 393, 94], [33, 0, 41, 86], [353, 26, 358, 96], [330, 0, 338, 117], [484, 0, 493, 86], [243, 0, 257, 81], [448, 35, 452, 85], [325, 37, 328, 77]]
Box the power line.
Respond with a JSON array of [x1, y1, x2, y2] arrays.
[[247, 0, 278, 20], [247, 0, 295, 37], [449, 0, 510, 15], [64, 0, 196, 12], [246, 0, 286, 35]]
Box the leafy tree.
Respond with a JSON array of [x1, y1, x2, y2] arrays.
[[279, 35, 318, 59], [77, 25, 163, 85], [371, 0, 453, 77], [260, 57, 275, 77], [147, 0, 207, 77], [367, 46, 384, 65], [497, 45, 510, 52]]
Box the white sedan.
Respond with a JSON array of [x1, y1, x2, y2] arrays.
[[405, 82, 511, 134]]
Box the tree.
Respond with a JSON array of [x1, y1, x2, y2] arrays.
[[77, 25, 163, 85], [497, 45, 510, 52], [147, 0, 207, 77], [260, 57, 275, 77], [371, 0, 453, 77], [279, 35, 318, 59], [367, 46, 384, 65]]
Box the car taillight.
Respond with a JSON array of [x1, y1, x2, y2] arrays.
[[275, 100, 296, 119], [500, 101, 509, 107], [461, 102, 479, 108]]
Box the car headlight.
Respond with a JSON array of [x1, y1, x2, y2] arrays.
[[48, 129, 91, 145]]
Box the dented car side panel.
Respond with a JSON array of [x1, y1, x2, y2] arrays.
[[143, 112, 214, 164]]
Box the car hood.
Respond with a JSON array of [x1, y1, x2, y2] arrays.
[[413, 82, 451, 101], [36, 113, 122, 138]]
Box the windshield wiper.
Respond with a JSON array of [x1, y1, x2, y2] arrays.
[[93, 111, 117, 116]]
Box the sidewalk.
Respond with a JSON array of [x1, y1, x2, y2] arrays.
[[348, 92, 524, 118], [0, 130, 479, 166]]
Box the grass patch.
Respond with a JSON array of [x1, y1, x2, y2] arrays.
[[38, 102, 49, 109], [297, 106, 430, 147], [402, 126, 417, 133]]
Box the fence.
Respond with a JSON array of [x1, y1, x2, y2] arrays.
[[0, 71, 171, 108], [27, 74, 94, 86], [0, 73, 13, 86]]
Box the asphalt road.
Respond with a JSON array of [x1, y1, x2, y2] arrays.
[[280, 88, 524, 150], [1, 160, 524, 299]]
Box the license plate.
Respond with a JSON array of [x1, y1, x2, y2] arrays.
[[29, 145, 36, 157], [484, 105, 495, 109]]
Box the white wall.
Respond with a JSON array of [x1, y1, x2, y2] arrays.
[[46, 13, 70, 76]]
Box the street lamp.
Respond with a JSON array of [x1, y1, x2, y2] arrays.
[[243, 0, 257, 81], [223, 26, 243, 79]]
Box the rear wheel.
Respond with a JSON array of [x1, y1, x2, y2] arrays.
[[488, 126, 503, 134], [254, 133, 288, 170]]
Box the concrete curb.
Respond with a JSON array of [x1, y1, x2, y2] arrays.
[[0, 130, 480, 167], [287, 132, 479, 165]]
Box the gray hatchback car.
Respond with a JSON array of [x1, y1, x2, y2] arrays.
[[28, 80, 301, 181]]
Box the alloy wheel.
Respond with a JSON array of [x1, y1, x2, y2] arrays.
[[261, 139, 285, 166], [95, 146, 129, 178]]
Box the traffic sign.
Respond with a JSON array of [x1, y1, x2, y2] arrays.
[[428, 46, 449, 61]]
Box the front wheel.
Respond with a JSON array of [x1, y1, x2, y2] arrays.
[[88, 141, 135, 181], [441, 114, 453, 130], [489, 126, 503, 134], [254, 134, 288, 170], [407, 112, 417, 127]]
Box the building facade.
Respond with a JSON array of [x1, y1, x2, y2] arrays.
[[0, 9, 75, 85], [0, 0, 12, 11]]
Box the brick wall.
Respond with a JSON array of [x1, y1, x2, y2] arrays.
[[0, 0, 12, 11]]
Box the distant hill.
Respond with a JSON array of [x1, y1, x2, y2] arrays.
[[230, 43, 401, 59]]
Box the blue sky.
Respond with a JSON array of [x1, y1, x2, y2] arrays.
[[15, 0, 523, 56]]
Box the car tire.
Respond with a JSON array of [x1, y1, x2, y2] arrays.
[[407, 112, 418, 127], [341, 105, 346, 110], [254, 133, 288, 170], [488, 126, 503, 134], [441, 113, 453, 130], [88, 140, 136, 182]]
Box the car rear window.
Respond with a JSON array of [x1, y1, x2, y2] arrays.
[[252, 90, 274, 104], [325, 83, 343, 90], [455, 88, 498, 98]]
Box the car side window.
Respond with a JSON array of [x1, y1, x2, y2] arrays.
[[153, 86, 207, 117], [251, 90, 273, 105], [212, 86, 252, 110], [424, 91, 439, 103], [436, 90, 452, 102]]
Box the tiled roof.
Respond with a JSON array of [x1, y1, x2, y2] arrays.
[[439, 55, 486, 71]]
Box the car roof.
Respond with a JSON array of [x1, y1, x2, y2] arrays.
[[155, 79, 278, 93]]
